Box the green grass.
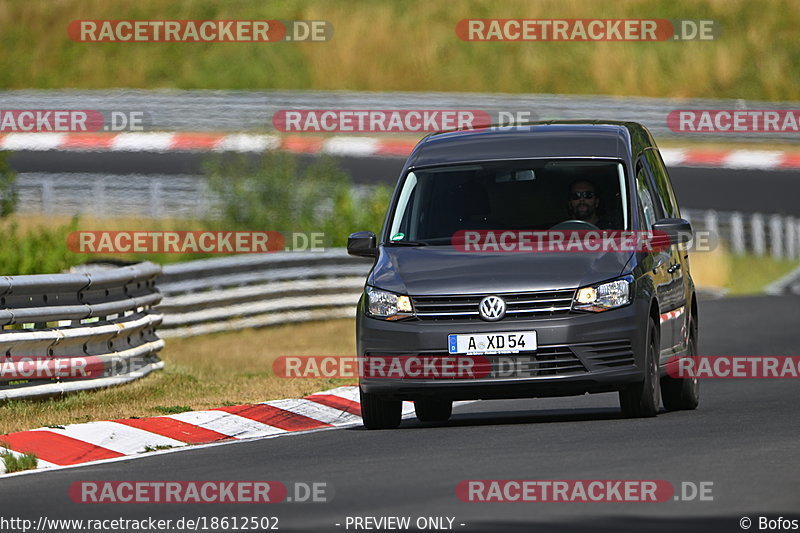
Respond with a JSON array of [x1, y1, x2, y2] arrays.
[[1, 0, 799, 100], [690, 247, 800, 296], [727, 255, 800, 295], [0, 447, 38, 473]]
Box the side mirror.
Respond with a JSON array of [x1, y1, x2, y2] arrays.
[[347, 231, 378, 258], [652, 218, 693, 245]]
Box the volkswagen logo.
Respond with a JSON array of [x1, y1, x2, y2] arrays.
[[478, 295, 506, 321]]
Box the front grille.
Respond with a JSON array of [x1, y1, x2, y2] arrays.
[[412, 289, 576, 321], [518, 345, 587, 376], [576, 340, 636, 369]]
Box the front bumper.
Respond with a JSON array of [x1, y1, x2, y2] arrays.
[[356, 297, 649, 401]]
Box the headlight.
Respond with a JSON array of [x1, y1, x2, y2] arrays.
[[365, 287, 414, 320], [572, 276, 633, 312]]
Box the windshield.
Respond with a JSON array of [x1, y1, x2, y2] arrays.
[[387, 159, 629, 244]]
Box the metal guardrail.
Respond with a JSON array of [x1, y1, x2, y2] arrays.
[[156, 250, 373, 338], [2, 89, 800, 141], [0, 262, 164, 400], [684, 209, 799, 260]]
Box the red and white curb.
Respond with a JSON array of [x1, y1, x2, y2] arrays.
[[1, 132, 799, 170], [0, 386, 414, 475]]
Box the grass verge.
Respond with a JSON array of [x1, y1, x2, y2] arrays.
[[1, 0, 799, 101], [0, 319, 356, 435], [689, 248, 799, 295]]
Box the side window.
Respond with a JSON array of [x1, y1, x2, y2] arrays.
[[644, 149, 680, 218], [635, 158, 660, 230]]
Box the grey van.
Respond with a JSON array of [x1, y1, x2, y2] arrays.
[[348, 121, 699, 429]]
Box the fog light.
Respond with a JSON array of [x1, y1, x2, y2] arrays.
[[576, 287, 597, 304]]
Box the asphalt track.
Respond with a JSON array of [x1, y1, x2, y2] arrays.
[[0, 294, 798, 532], [10, 150, 800, 215]]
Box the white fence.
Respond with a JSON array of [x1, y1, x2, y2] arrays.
[[683, 208, 799, 260]]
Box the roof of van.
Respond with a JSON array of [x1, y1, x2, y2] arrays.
[[406, 121, 654, 168]]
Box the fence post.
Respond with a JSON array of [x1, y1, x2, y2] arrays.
[[704, 210, 719, 249], [730, 212, 745, 255], [786, 217, 796, 260], [769, 214, 783, 260], [796, 221, 800, 261], [751, 214, 766, 256]]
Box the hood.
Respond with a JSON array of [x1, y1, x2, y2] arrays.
[[369, 246, 632, 295]]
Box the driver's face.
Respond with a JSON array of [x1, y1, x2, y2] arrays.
[[569, 182, 599, 219]]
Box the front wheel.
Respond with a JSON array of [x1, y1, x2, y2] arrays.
[[661, 315, 700, 411], [359, 388, 402, 430], [619, 318, 660, 418], [414, 399, 452, 423]]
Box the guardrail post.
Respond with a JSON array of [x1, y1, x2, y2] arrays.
[[751, 214, 766, 257], [769, 214, 783, 260], [730, 212, 746, 255]]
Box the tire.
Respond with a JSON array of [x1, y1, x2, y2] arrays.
[[359, 388, 402, 430], [414, 398, 453, 423], [619, 318, 661, 418], [661, 315, 700, 411]]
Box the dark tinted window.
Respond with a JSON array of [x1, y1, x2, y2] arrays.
[[644, 148, 680, 218], [388, 159, 629, 244], [635, 158, 662, 230]]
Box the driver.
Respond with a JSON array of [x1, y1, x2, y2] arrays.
[[567, 180, 610, 228]]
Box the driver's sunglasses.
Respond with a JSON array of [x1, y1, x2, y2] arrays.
[[570, 191, 596, 200]]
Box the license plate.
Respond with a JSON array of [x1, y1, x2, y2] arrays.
[[448, 331, 537, 355]]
